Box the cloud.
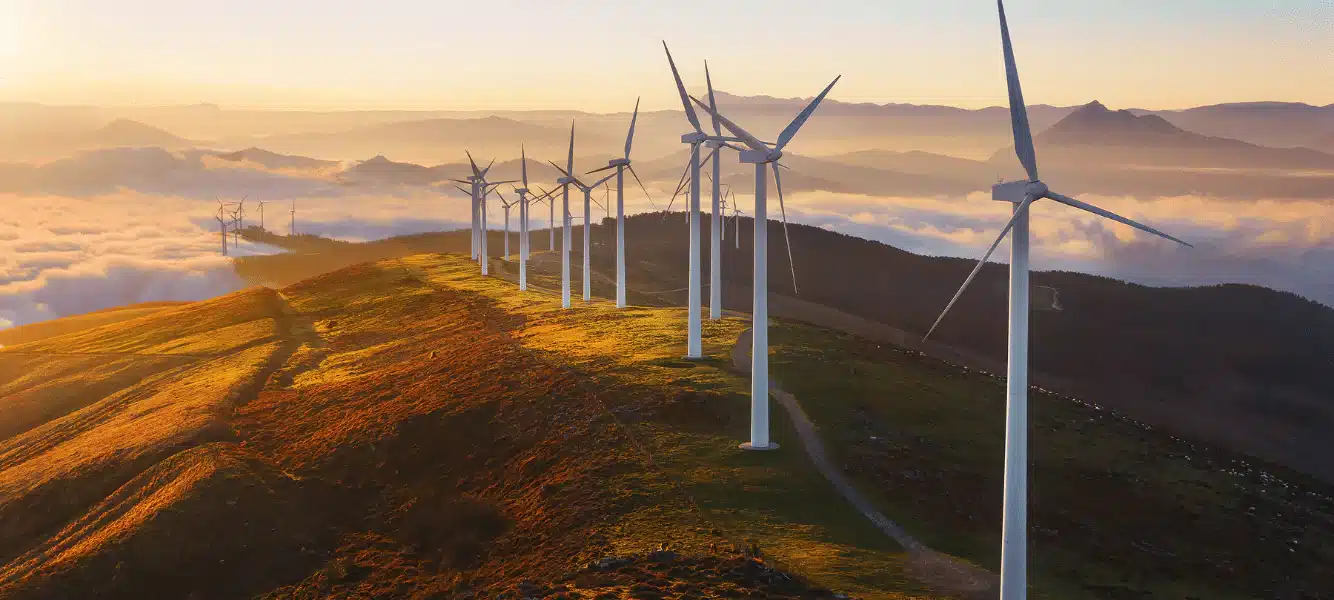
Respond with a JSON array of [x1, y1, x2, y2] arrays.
[[765, 191, 1334, 306], [0, 188, 474, 329]]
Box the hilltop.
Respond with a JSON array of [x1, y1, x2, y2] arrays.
[[3, 251, 1330, 598]]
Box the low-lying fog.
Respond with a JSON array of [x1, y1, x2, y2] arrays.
[[2, 158, 1331, 329]]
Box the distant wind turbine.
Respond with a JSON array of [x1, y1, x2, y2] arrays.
[[922, 2, 1192, 598], [691, 74, 840, 451], [257, 200, 268, 231], [215, 199, 230, 256], [289, 199, 295, 236], [585, 98, 653, 309], [549, 122, 578, 309], [550, 161, 617, 303]]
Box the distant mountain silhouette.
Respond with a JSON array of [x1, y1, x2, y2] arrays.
[[91, 119, 190, 148], [1150, 101, 1334, 149], [214, 147, 338, 171], [991, 101, 1334, 170], [339, 155, 440, 186]]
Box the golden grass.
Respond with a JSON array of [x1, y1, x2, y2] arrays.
[[0, 303, 187, 347], [397, 254, 940, 599]]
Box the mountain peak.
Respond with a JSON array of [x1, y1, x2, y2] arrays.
[[1043, 101, 1184, 139]]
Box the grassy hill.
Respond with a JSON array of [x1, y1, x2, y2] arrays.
[[236, 219, 1334, 488], [2, 252, 1330, 598]]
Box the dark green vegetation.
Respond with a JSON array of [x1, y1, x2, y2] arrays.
[[769, 323, 1334, 599], [597, 213, 1334, 488]]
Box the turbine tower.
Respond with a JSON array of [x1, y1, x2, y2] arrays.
[[691, 75, 839, 451], [586, 99, 652, 309], [289, 199, 295, 236], [257, 200, 268, 231], [923, 2, 1192, 597]]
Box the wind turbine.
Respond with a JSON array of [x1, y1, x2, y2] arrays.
[[922, 2, 1191, 597], [548, 122, 578, 309], [690, 75, 840, 451], [257, 200, 268, 231], [550, 161, 617, 303], [289, 199, 295, 236], [585, 98, 653, 309], [215, 199, 230, 255]]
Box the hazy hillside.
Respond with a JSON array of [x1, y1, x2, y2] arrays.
[[1148, 101, 1334, 149]]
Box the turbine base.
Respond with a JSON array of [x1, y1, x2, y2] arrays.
[[738, 442, 780, 452]]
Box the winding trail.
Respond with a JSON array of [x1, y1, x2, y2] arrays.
[[731, 328, 998, 599]]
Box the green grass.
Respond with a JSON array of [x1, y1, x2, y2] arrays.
[[768, 322, 1334, 599]]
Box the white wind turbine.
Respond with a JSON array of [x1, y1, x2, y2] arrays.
[[257, 200, 268, 231], [289, 199, 295, 236], [665, 44, 745, 333], [511, 146, 544, 291], [662, 44, 740, 358], [215, 199, 231, 255], [548, 122, 579, 309], [585, 99, 653, 309], [922, 1, 1191, 597], [550, 162, 617, 303], [690, 75, 838, 450], [458, 153, 517, 276]]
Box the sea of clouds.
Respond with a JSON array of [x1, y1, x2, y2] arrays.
[[2, 148, 1331, 330]]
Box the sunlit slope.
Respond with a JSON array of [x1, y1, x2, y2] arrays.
[[240, 255, 935, 598], [0, 288, 288, 571], [1, 253, 938, 600], [0, 289, 284, 442], [0, 302, 187, 348], [0, 443, 329, 600]]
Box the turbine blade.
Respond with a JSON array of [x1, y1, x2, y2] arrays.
[[466, 150, 480, 177], [663, 41, 702, 132], [585, 163, 617, 175], [548, 160, 571, 178], [449, 178, 472, 184], [772, 162, 799, 295], [567, 121, 576, 176], [775, 75, 841, 151], [923, 194, 1036, 341], [624, 97, 640, 159], [481, 157, 496, 179], [663, 159, 691, 216], [628, 165, 657, 210], [521, 145, 528, 187], [998, 0, 1038, 181], [705, 60, 721, 136], [452, 185, 470, 195], [1046, 191, 1192, 247], [593, 171, 617, 188], [690, 95, 768, 153]]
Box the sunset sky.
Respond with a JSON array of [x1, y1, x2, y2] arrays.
[[1, 0, 1331, 111]]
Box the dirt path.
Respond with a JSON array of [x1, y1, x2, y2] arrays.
[[730, 328, 998, 599]]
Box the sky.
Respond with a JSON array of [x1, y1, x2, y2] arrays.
[[1, 0, 1331, 112]]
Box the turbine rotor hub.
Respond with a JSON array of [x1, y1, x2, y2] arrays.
[[1027, 180, 1049, 198]]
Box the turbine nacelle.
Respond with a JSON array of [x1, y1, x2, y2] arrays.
[[556, 176, 576, 185], [738, 149, 781, 164], [703, 139, 726, 149], [992, 180, 1029, 203], [681, 132, 709, 145], [514, 187, 529, 195], [606, 157, 631, 168]]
